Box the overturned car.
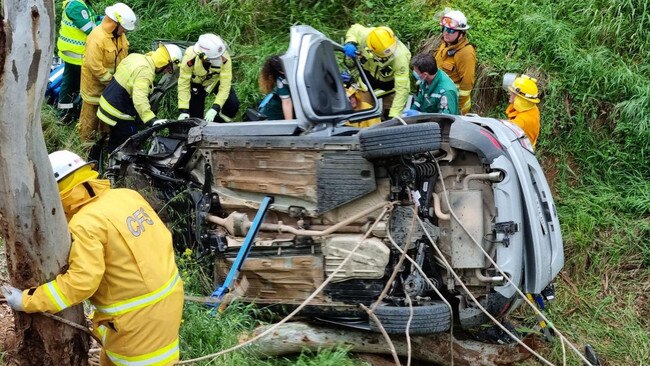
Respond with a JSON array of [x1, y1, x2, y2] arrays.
[[107, 26, 564, 335]]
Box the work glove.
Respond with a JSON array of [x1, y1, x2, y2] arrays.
[[176, 109, 190, 120], [204, 104, 221, 122], [343, 42, 358, 58], [1, 285, 24, 312], [402, 109, 421, 117], [152, 119, 168, 126]]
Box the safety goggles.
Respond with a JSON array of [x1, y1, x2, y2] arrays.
[[441, 16, 461, 29], [441, 26, 457, 34]]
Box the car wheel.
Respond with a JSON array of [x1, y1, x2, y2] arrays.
[[369, 301, 451, 335], [358, 122, 442, 159]]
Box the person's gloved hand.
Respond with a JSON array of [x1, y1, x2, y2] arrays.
[[402, 109, 420, 117], [177, 112, 190, 120], [152, 119, 168, 126], [343, 42, 358, 58], [341, 71, 352, 84], [204, 104, 221, 122], [1, 285, 24, 312]]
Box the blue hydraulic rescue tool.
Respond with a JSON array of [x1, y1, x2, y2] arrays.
[[211, 196, 275, 307]]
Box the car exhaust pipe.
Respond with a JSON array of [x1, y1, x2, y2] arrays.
[[462, 171, 504, 190], [475, 268, 504, 283], [207, 201, 392, 237]]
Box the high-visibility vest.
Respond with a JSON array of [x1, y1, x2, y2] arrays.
[[57, 0, 96, 65]]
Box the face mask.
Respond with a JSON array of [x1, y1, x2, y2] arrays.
[[412, 70, 421, 81]]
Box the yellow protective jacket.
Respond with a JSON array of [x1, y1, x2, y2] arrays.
[[345, 24, 411, 118], [345, 101, 381, 128], [434, 37, 476, 114], [22, 180, 184, 365], [178, 47, 233, 110], [98, 53, 157, 125], [506, 103, 540, 148], [81, 24, 129, 104]]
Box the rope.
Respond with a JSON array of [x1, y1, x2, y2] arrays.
[[384, 200, 455, 365], [359, 304, 402, 366], [175, 203, 396, 365], [431, 158, 593, 366], [411, 209, 556, 366], [1, 293, 101, 345]]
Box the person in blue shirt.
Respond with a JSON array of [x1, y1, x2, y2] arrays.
[[404, 53, 459, 116]]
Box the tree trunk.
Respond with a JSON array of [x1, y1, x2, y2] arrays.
[[241, 322, 537, 366], [0, 1, 89, 365]]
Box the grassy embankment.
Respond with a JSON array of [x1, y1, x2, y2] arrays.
[[40, 0, 648, 364]]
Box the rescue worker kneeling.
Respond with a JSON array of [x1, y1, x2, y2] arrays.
[[98, 43, 183, 152], [177, 33, 240, 122], [1, 150, 184, 365]]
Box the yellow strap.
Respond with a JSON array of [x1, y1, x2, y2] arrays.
[[95, 272, 180, 316], [97, 108, 118, 126], [106, 338, 179, 366], [81, 92, 101, 104], [44, 280, 72, 312], [99, 72, 113, 83], [99, 97, 135, 121]]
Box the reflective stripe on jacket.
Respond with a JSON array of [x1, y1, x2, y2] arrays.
[[345, 24, 411, 118], [106, 337, 180, 366], [97, 53, 156, 124], [57, 0, 99, 65], [434, 37, 476, 114], [506, 103, 540, 148], [412, 70, 459, 115], [81, 25, 129, 104], [178, 47, 233, 110], [21, 181, 183, 363]]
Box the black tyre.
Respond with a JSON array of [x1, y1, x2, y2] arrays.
[[358, 122, 442, 159], [369, 302, 451, 335]]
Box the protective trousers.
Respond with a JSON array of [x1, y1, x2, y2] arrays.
[[79, 102, 109, 142], [58, 62, 81, 122], [188, 83, 240, 121]]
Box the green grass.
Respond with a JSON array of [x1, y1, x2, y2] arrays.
[[40, 0, 650, 364]]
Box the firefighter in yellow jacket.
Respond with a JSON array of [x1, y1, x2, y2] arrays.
[[177, 33, 240, 122], [434, 10, 476, 115], [343, 24, 411, 118], [97, 43, 183, 151], [1, 150, 184, 365], [79, 3, 135, 144], [505, 74, 541, 148]]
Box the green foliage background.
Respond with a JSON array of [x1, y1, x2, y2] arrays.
[[42, 0, 649, 364]]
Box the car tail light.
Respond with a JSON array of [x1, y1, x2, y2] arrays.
[[502, 120, 534, 153]]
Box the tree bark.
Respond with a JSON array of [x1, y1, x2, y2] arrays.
[[0, 1, 89, 365], [241, 322, 537, 366]]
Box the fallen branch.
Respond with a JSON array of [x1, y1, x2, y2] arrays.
[[240, 322, 537, 366]]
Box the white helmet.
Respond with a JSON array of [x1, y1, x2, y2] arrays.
[[48, 150, 92, 182], [440, 10, 469, 31], [194, 33, 226, 66], [164, 43, 183, 72], [105, 3, 137, 31]]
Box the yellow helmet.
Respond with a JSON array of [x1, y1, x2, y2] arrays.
[[366, 26, 397, 58], [508, 74, 540, 103]]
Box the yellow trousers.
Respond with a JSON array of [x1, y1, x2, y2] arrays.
[[79, 102, 110, 142]]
